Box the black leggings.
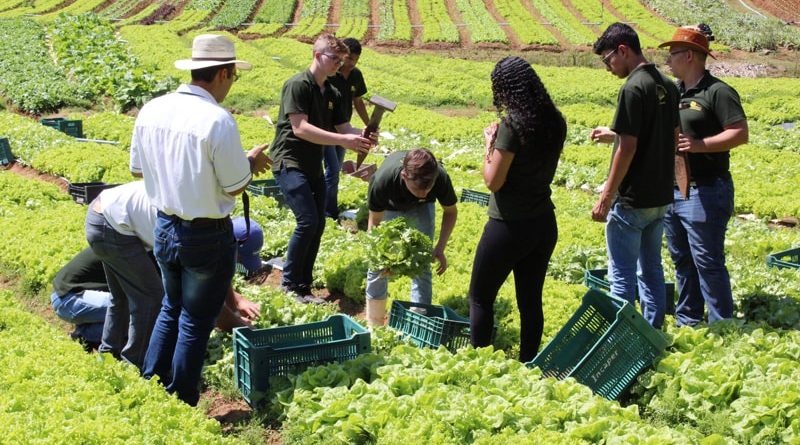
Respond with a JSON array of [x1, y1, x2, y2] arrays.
[[469, 210, 557, 363]]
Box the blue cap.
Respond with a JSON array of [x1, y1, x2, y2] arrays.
[[233, 217, 263, 274]]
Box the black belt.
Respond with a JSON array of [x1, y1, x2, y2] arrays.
[[157, 211, 230, 229]]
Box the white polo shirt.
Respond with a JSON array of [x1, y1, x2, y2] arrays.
[[130, 84, 251, 220], [98, 182, 157, 249]]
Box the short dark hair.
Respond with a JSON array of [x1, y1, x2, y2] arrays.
[[593, 23, 641, 56], [342, 37, 362, 55], [191, 63, 235, 83], [402, 149, 439, 189]]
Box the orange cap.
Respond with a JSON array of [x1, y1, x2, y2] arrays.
[[659, 27, 716, 59]]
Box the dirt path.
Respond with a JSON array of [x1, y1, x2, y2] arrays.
[[406, 0, 423, 46], [329, 0, 341, 35], [443, 0, 470, 47], [484, 0, 521, 48], [519, 0, 569, 47], [367, 0, 381, 42]]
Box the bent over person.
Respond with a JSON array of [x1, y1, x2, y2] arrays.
[[660, 25, 748, 326], [129, 34, 269, 406], [589, 23, 680, 329], [365, 149, 458, 327], [469, 57, 566, 362]]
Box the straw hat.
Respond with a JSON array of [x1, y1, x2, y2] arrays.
[[174, 34, 253, 71], [658, 27, 716, 59]]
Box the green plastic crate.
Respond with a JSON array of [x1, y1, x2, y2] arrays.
[[584, 268, 676, 315], [59, 119, 83, 138], [40, 117, 83, 138], [233, 314, 371, 407], [0, 138, 13, 166], [389, 300, 490, 353], [460, 189, 490, 207], [527, 289, 669, 400], [247, 179, 284, 205], [766, 247, 800, 270]]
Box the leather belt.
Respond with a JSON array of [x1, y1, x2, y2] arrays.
[[157, 211, 230, 229]]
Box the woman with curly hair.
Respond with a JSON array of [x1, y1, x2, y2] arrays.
[[469, 56, 567, 362]]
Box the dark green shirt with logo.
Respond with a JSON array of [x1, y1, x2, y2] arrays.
[[611, 63, 680, 208], [270, 70, 348, 177], [329, 67, 367, 123], [488, 119, 565, 221], [678, 70, 746, 180], [367, 151, 458, 212]]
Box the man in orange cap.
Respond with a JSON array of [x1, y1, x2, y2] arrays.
[[660, 24, 749, 327]]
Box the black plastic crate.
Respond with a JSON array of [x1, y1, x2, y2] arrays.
[[67, 182, 119, 205], [0, 138, 13, 166], [460, 189, 490, 207]]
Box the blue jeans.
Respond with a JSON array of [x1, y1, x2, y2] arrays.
[[141, 213, 236, 406], [366, 203, 435, 304], [606, 201, 668, 328], [323, 145, 346, 219], [51, 290, 109, 344], [665, 176, 734, 326], [86, 208, 163, 369], [275, 165, 326, 290]]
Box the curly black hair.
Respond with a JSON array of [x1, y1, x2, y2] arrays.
[[490, 56, 566, 154]]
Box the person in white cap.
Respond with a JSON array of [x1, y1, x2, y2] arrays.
[[129, 34, 269, 406]]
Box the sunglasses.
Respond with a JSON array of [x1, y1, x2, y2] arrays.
[[322, 53, 345, 67], [601, 48, 617, 68]]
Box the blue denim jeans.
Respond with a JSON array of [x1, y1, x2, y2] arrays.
[[323, 145, 346, 219], [366, 203, 435, 304], [665, 176, 734, 326], [51, 290, 109, 344], [606, 201, 668, 328], [86, 208, 162, 369], [141, 213, 236, 406], [275, 165, 326, 290]]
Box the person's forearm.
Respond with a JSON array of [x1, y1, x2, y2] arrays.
[[700, 126, 749, 153], [294, 120, 348, 146], [367, 210, 384, 231], [435, 207, 457, 251]]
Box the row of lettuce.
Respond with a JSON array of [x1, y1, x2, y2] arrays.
[[1, 168, 799, 443], [6, 0, 799, 50]]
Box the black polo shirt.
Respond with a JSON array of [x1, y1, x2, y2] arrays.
[[367, 151, 458, 212], [329, 67, 367, 123], [270, 70, 348, 177], [488, 118, 565, 221], [678, 71, 747, 179], [611, 64, 680, 208]]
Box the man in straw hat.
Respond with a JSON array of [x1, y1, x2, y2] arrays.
[[269, 33, 376, 300], [589, 23, 680, 329], [130, 34, 270, 405], [660, 24, 748, 327]]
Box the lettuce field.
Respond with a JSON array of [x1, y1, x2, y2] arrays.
[[0, 1, 799, 444]]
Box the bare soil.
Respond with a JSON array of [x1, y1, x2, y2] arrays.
[[5, 162, 69, 192], [406, 0, 423, 47], [742, 0, 800, 24], [443, 0, 470, 47]]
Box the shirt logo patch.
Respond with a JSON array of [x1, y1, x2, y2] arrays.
[[689, 101, 703, 111], [351, 86, 356, 93], [328, 101, 334, 110], [656, 84, 667, 105]]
